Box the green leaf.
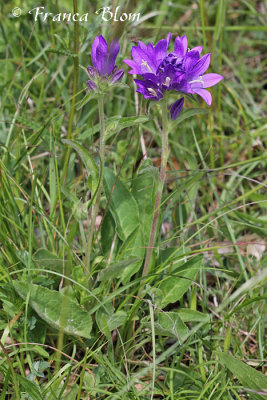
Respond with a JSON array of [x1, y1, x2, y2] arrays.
[[98, 257, 141, 282], [131, 161, 159, 243], [62, 139, 98, 177], [158, 311, 188, 341], [169, 108, 208, 132], [115, 160, 159, 282], [49, 137, 57, 213], [62, 139, 99, 193], [13, 282, 92, 339], [218, 352, 267, 400], [80, 115, 150, 140], [96, 308, 127, 337], [17, 375, 43, 400], [106, 116, 151, 139], [142, 311, 188, 342], [178, 308, 209, 323], [76, 91, 96, 110], [101, 210, 119, 257], [46, 48, 78, 58], [33, 248, 68, 272], [118, 229, 145, 283], [158, 256, 203, 308], [103, 168, 139, 241]]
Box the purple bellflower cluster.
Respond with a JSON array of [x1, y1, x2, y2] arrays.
[[87, 35, 124, 93], [123, 34, 223, 120]]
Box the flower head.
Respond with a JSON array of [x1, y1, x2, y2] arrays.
[[124, 34, 223, 120], [87, 35, 124, 93]]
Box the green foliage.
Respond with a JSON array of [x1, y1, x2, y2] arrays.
[[156, 255, 203, 308], [13, 281, 92, 339], [103, 167, 140, 241], [0, 0, 266, 398]]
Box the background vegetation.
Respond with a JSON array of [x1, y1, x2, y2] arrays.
[[0, 0, 266, 398]]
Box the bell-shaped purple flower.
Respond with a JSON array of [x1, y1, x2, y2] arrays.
[[91, 35, 119, 75], [87, 35, 124, 92]]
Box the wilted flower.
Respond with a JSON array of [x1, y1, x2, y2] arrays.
[[124, 34, 223, 119], [87, 35, 124, 93]]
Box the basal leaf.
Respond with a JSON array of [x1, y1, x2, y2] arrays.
[[17, 375, 43, 400], [98, 257, 140, 282], [158, 255, 203, 308], [158, 311, 188, 341], [101, 210, 119, 258], [178, 308, 209, 323], [118, 229, 145, 283], [33, 248, 67, 271], [96, 309, 127, 337], [142, 311, 188, 343], [13, 282, 92, 339]]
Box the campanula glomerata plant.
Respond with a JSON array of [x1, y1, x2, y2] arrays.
[[84, 35, 124, 280], [124, 34, 224, 281]]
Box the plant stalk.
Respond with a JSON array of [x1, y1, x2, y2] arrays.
[[61, 0, 79, 182], [142, 100, 168, 281], [84, 95, 105, 281]]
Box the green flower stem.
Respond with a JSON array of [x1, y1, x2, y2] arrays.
[[142, 100, 168, 281], [84, 95, 105, 281], [61, 0, 79, 183]]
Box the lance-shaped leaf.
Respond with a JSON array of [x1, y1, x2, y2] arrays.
[[218, 352, 267, 400], [13, 282, 92, 339], [103, 168, 139, 241], [158, 255, 203, 308], [62, 139, 99, 193]]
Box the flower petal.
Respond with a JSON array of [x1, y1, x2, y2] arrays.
[[187, 53, 211, 79], [106, 40, 120, 75], [170, 97, 184, 120], [134, 78, 158, 90], [166, 32, 171, 47], [95, 35, 108, 74], [174, 35, 188, 57], [91, 36, 99, 71], [123, 59, 140, 74], [183, 50, 200, 71], [202, 73, 223, 88], [155, 39, 169, 65], [131, 46, 157, 74], [194, 88, 212, 105], [137, 40, 148, 51], [134, 79, 163, 100], [191, 46, 202, 54], [142, 73, 160, 84]]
